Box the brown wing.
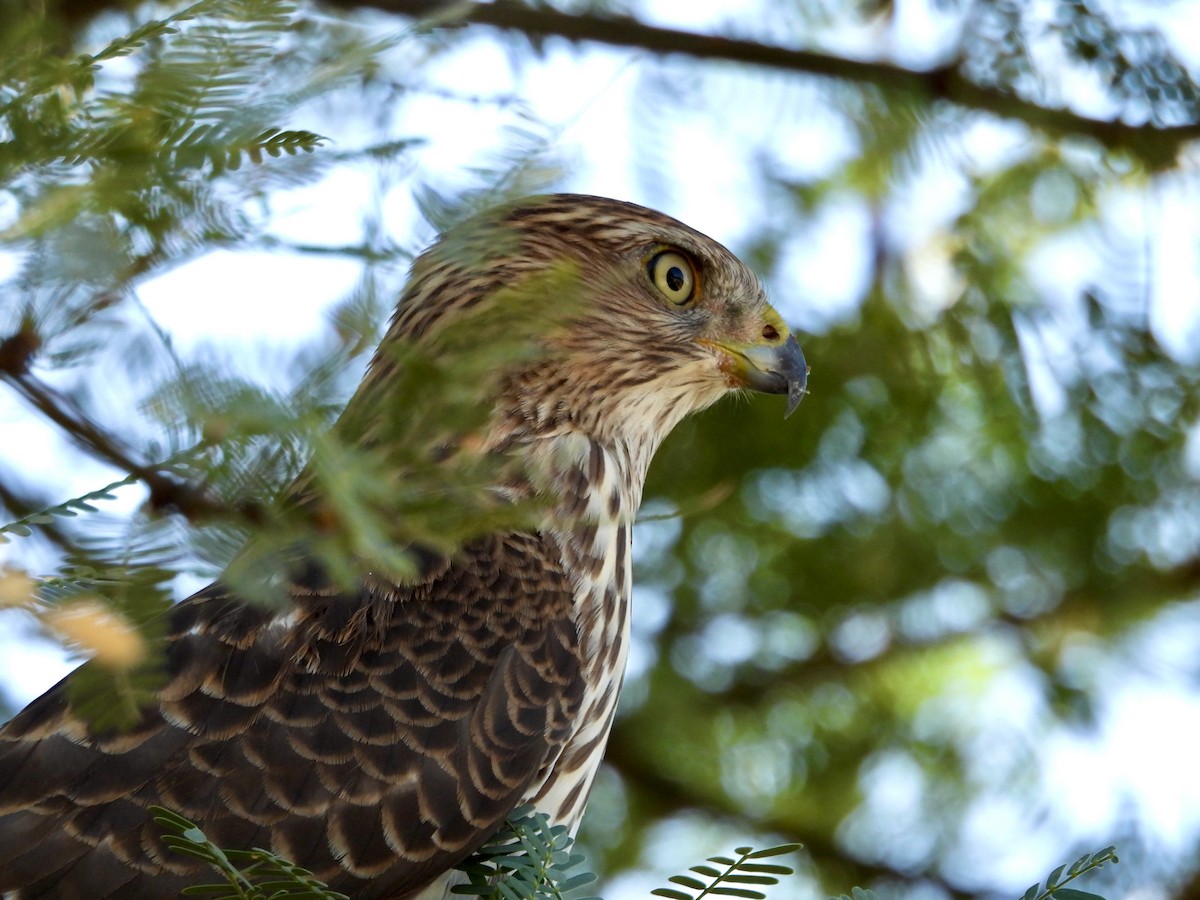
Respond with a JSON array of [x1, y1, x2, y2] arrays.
[[0, 531, 583, 900]]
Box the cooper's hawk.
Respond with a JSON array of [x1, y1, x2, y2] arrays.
[[0, 194, 806, 899]]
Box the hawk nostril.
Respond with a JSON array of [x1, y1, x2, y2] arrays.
[[761, 324, 779, 341]]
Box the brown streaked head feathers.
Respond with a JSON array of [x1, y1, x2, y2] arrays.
[[369, 194, 805, 446]]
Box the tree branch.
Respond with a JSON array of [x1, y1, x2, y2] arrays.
[[362, 0, 1199, 168], [0, 367, 264, 524]]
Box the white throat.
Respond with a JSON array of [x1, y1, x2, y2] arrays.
[[522, 432, 653, 828]]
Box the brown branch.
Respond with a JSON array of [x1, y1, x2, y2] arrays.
[[359, 0, 1200, 169], [0, 368, 263, 524]]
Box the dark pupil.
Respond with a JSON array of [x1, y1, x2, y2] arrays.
[[665, 266, 685, 292]]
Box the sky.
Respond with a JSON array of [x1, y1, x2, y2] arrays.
[[3, 1, 1200, 897]]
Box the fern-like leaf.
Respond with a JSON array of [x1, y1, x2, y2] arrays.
[[153, 806, 349, 899], [652, 844, 801, 900], [452, 804, 597, 900], [1020, 846, 1118, 900], [0, 473, 137, 543]]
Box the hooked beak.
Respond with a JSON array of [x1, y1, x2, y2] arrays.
[[706, 333, 809, 418]]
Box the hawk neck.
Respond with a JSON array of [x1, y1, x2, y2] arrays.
[[522, 431, 650, 830]]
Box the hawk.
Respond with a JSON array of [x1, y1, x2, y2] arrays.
[[0, 194, 806, 899]]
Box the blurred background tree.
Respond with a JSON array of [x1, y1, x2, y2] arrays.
[[2, 0, 1200, 897]]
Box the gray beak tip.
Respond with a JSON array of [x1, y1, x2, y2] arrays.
[[785, 376, 807, 419], [781, 337, 808, 419]]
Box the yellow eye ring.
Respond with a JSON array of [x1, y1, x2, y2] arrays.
[[648, 251, 697, 306]]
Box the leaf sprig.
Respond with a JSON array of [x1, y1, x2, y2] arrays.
[[1021, 846, 1119, 900], [0, 473, 137, 542], [453, 804, 597, 900], [651, 844, 801, 900], [151, 806, 350, 899]]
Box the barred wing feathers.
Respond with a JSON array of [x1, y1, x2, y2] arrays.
[[0, 531, 584, 900]]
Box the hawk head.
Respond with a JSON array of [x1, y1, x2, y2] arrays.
[[378, 194, 807, 457]]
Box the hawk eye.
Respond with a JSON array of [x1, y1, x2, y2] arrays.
[[649, 251, 696, 306]]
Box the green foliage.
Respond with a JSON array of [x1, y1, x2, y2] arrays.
[[831, 889, 880, 900], [2, 0, 329, 249], [1, 0, 390, 381], [1021, 847, 1119, 900], [651, 844, 800, 900], [1, 0, 329, 178], [828, 846, 1119, 900], [155, 802, 801, 900], [0, 473, 137, 541], [830, 844, 1118, 900], [152, 806, 350, 898], [0, 0, 456, 725], [158, 805, 1111, 900], [453, 805, 598, 900]]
